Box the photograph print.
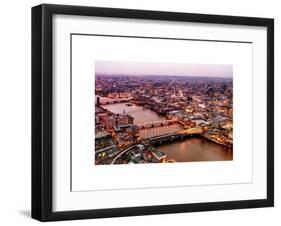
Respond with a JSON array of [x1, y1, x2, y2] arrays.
[[95, 60, 233, 165]]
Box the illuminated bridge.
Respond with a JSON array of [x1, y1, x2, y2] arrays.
[[110, 128, 203, 164], [147, 128, 203, 145], [137, 119, 177, 129]]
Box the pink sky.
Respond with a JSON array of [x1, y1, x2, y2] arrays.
[[95, 60, 233, 78]]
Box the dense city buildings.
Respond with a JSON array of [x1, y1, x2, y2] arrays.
[[95, 74, 233, 165]]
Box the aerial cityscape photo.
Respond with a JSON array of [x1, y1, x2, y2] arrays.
[[95, 60, 233, 165]]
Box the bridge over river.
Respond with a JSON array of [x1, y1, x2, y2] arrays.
[[136, 119, 177, 129], [110, 128, 203, 164]]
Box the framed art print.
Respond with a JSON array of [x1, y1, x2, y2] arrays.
[[32, 4, 274, 221]]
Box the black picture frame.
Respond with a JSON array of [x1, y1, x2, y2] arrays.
[[32, 4, 274, 222]]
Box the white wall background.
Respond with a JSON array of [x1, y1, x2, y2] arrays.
[[0, 0, 278, 225]]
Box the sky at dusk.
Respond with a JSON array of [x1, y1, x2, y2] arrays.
[[95, 60, 233, 78]]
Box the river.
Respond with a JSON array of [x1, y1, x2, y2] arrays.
[[103, 102, 183, 138], [155, 137, 232, 162], [102, 102, 232, 162], [102, 102, 166, 124]]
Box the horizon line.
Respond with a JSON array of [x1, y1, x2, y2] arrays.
[[95, 60, 233, 78], [95, 73, 233, 79]]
